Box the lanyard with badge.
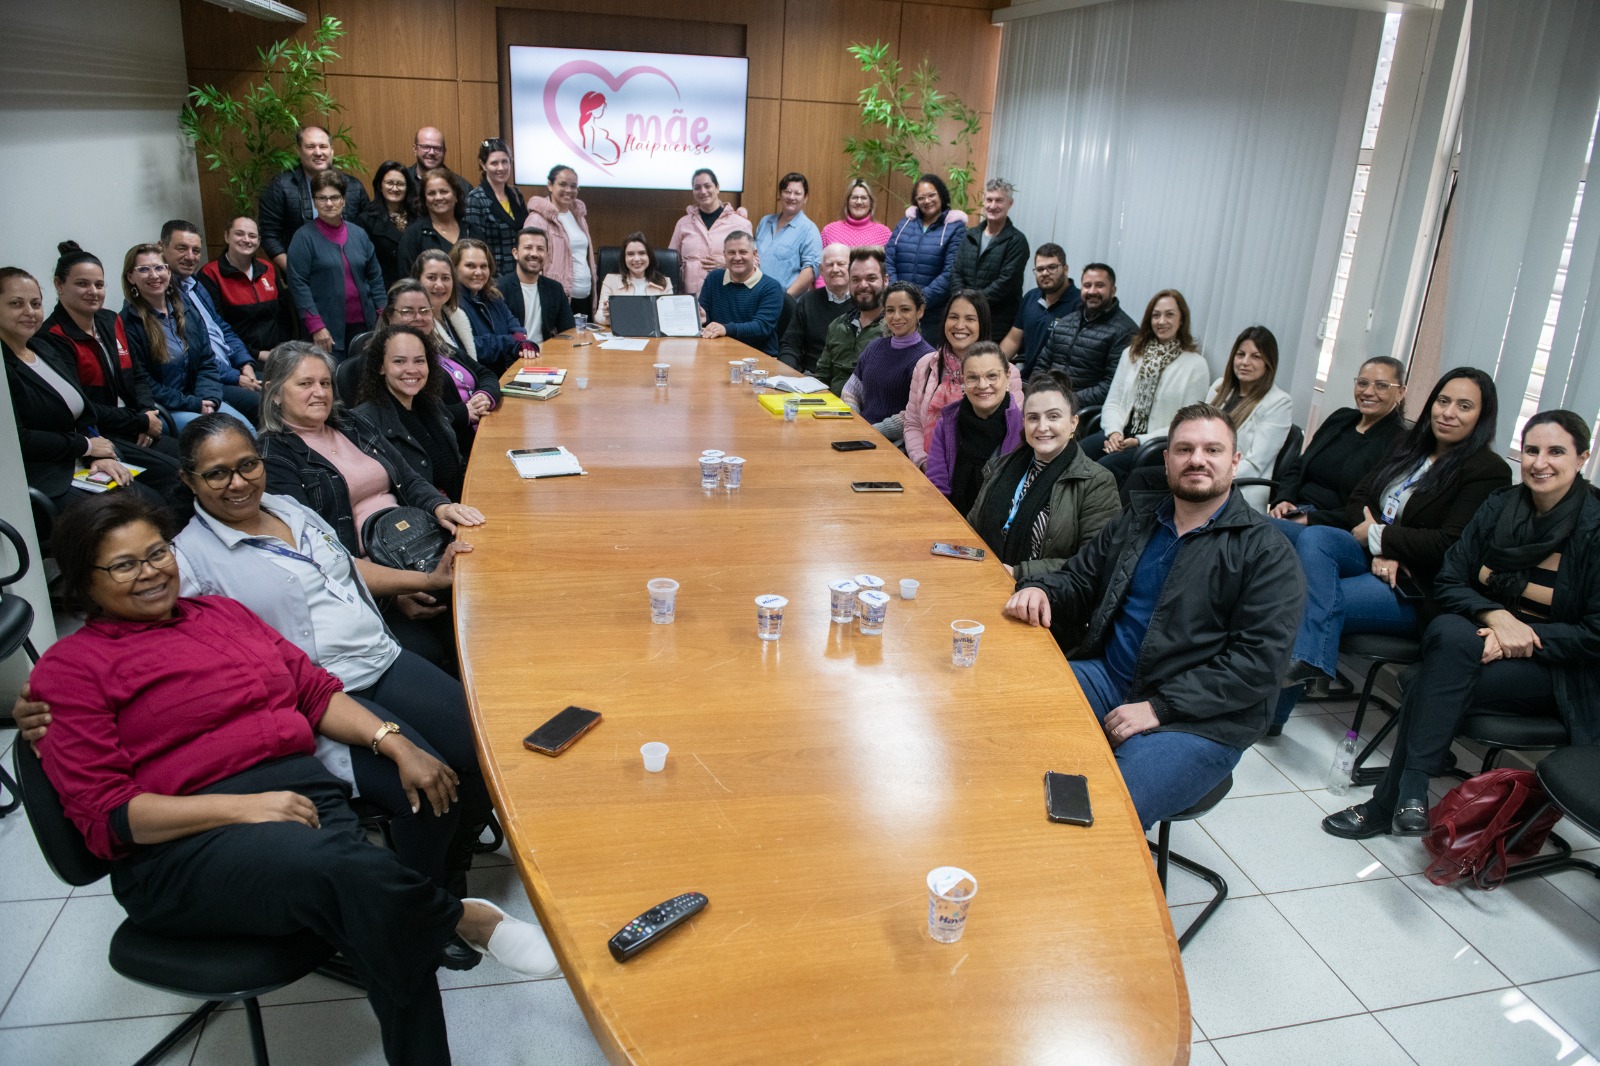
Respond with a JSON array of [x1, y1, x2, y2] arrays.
[[1002, 468, 1035, 535], [1380, 464, 1428, 524], [246, 523, 359, 607]]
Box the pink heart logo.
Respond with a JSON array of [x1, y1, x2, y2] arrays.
[[542, 60, 681, 170]]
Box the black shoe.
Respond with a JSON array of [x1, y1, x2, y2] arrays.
[[1283, 660, 1327, 688], [1392, 799, 1429, 836], [1265, 722, 1285, 738], [1321, 803, 1391, 840], [439, 934, 484, 972]]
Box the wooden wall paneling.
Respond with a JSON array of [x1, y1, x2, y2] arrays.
[[744, 97, 782, 213], [322, 75, 462, 181], [178, 0, 313, 73], [496, 8, 746, 56], [781, 0, 904, 105], [459, 80, 500, 156], [581, 191, 698, 253], [897, 3, 1001, 113], [325, 0, 459, 81], [777, 100, 877, 232]]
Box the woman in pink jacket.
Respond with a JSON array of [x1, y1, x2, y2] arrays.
[[903, 289, 1022, 468], [525, 164, 597, 315], [669, 167, 752, 296]]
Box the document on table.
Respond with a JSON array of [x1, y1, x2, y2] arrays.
[[507, 446, 585, 479], [654, 295, 701, 337], [599, 337, 650, 351]]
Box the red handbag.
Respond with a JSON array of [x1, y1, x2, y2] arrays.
[[1423, 768, 1562, 889]]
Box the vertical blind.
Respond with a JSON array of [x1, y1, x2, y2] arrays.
[[989, 0, 1382, 417]]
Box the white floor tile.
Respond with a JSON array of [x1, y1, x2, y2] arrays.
[[1522, 971, 1600, 1058], [1188, 1040, 1225, 1066], [1303, 786, 1434, 879], [1257, 710, 1394, 790], [0, 801, 74, 903], [1269, 879, 1506, 1010], [192, 996, 387, 1066], [1545, 850, 1600, 922], [1227, 747, 1298, 797], [1173, 895, 1364, 1039], [0, 895, 195, 1026], [1405, 872, 1600, 985], [440, 980, 609, 1065], [0, 1014, 201, 1065], [1376, 987, 1598, 1066], [1199, 791, 1394, 894], [1210, 1014, 1416, 1066], [0, 898, 63, 1015], [1150, 818, 1260, 907]]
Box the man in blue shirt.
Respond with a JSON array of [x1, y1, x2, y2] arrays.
[[161, 219, 261, 424], [1006, 404, 1304, 827], [698, 231, 785, 357], [1001, 243, 1079, 372]]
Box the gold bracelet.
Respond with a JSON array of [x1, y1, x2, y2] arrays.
[[371, 720, 401, 755]]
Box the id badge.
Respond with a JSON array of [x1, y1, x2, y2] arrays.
[[1381, 495, 1401, 523]]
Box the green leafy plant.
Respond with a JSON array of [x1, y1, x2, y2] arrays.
[[843, 41, 984, 215], [178, 15, 361, 216]]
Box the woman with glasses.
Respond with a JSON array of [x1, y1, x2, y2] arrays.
[[526, 164, 596, 314], [903, 289, 1022, 470], [359, 162, 420, 287], [817, 180, 892, 285], [286, 171, 387, 360], [1269, 357, 1409, 531], [379, 279, 499, 440], [462, 138, 527, 277], [396, 169, 481, 280], [924, 341, 1023, 514], [28, 490, 558, 1063]]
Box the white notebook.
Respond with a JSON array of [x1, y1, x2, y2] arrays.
[[765, 375, 829, 394], [506, 446, 585, 479]]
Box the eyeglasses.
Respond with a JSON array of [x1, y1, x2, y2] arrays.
[[1033, 264, 1063, 274], [132, 264, 169, 276], [415, 142, 445, 152], [392, 306, 431, 320], [1354, 377, 1401, 393], [194, 456, 265, 488], [93, 542, 176, 582], [381, 178, 408, 189], [963, 371, 1004, 386], [313, 193, 345, 204]]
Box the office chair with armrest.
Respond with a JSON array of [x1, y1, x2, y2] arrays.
[[1492, 745, 1600, 886], [598, 247, 685, 300], [1232, 423, 1305, 501], [0, 515, 42, 813]]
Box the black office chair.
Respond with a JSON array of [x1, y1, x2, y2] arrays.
[[598, 246, 685, 298], [1232, 423, 1305, 501], [1333, 633, 1422, 785], [1150, 774, 1232, 950], [1075, 405, 1102, 441], [0, 516, 42, 814], [334, 354, 364, 408], [1117, 435, 1169, 505], [343, 329, 375, 367], [27, 486, 59, 555], [13, 741, 341, 1065], [1498, 745, 1600, 885]]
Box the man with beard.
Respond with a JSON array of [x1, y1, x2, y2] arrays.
[[1029, 262, 1136, 405], [1004, 404, 1303, 828], [816, 248, 888, 395], [1001, 243, 1080, 369], [499, 227, 573, 343]]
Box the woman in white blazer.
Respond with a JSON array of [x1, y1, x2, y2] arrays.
[[1083, 288, 1210, 484], [1208, 324, 1293, 510]]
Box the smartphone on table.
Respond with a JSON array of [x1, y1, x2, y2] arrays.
[[1044, 772, 1094, 826], [523, 706, 602, 756]]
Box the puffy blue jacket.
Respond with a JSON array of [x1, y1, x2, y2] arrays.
[[120, 303, 222, 413], [885, 211, 964, 323], [458, 287, 527, 373]]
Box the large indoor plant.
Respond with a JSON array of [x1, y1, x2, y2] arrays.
[[178, 14, 361, 216], [843, 41, 983, 215]]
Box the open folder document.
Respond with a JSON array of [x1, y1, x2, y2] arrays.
[[507, 446, 585, 479]]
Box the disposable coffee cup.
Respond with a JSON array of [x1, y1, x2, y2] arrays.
[[722, 456, 745, 490], [828, 580, 860, 624], [653, 363, 670, 387], [755, 595, 787, 641], [641, 742, 669, 772], [647, 578, 679, 625], [900, 578, 920, 599], [857, 589, 890, 636], [950, 619, 984, 667], [926, 866, 978, 943]]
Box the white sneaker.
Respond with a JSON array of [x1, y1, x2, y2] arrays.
[[461, 898, 562, 978]]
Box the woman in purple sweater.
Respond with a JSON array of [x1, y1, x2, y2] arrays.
[[841, 282, 932, 441], [925, 341, 1023, 512]]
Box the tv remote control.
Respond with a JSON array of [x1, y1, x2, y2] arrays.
[[607, 892, 708, 962]]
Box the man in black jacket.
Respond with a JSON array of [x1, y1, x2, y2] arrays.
[[499, 227, 574, 343], [951, 179, 1029, 341], [778, 243, 852, 372], [1028, 263, 1136, 404], [1005, 404, 1304, 828], [258, 125, 371, 273]]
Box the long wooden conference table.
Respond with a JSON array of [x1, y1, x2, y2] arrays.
[[455, 334, 1188, 1065]]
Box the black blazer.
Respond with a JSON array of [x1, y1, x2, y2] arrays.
[[497, 272, 575, 341], [353, 393, 466, 499], [4, 336, 96, 499], [395, 217, 483, 280], [1310, 443, 1511, 587], [1272, 406, 1406, 512]]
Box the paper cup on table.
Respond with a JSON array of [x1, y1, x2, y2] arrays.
[[828, 580, 860, 624], [647, 578, 679, 624], [857, 590, 890, 636], [926, 867, 978, 943], [640, 742, 669, 772], [950, 620, 984, 667], [900, 578, 920, 599], [755, 595, 787, 641]]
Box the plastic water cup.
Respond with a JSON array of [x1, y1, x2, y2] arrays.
[[698, 456, 723, 489], [647, 578, 679, 624], [755, 595, 787, 641], [926, 867, 978, 943], [742, 356, 758, 381], [857, 590, 890, 636], [951, 619, 985, 667], [641, 742, 669, 772], [900, 578, 920, 600], [721, 456, 745, 490], [573, 313, 592, 346], [653, 363, 670, 387], [853, 574, 885, 615], [748, 370, 768, 392], [784, 397, 800, 422], [576, 377, 589, 390], [828, 580, 860, 624], [729, 360, 745, 384]]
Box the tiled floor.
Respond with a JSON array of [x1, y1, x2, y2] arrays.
[[2, 696, 1598, 1065]]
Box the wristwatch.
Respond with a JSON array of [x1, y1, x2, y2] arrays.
[[371, 721, 402, 754]]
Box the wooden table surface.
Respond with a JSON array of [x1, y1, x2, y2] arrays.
[[455, 335, 1188, 1065]]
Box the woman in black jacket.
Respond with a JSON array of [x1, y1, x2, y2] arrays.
[[352, 325, 467, 501], [257, 341, 483, 671], [359, 161, 420, 286], [1276, 368, 1510, 729], [1323, 410, 1600, 839], [378, 280, 498, 446]]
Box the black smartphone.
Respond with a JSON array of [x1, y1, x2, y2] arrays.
[[1044, 771, 1094, 826], [1394, 575, 1426, 602], [931, 542, 985, 561], [812, 409, 854, 418], [851, 481, 904, 492], [1280, 507, 1307, 519], [831, 439, 878, 452], [523, 706, 602, 756]]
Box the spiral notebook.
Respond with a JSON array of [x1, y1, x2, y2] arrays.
[[506, 446, 585, 479]]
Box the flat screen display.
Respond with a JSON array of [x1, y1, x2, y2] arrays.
[[508, 46, 748, 191]]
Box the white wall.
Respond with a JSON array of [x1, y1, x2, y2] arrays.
[[0, 0, 202, 693]]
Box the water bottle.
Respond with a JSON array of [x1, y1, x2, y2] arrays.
[[1327, 730, 1358, 795]]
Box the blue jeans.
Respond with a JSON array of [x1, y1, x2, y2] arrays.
[[1071, 659, 1242, 829], [168, 401, 252, 433]]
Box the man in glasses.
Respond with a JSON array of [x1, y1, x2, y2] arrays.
[[258, 125, 370, 274], [407, 126, 471, 201], [1001, 243, 1080, 371]]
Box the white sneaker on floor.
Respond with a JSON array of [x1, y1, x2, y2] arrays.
[[461, 898, 562, 978]]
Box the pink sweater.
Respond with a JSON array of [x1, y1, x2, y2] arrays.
[[525, 195, 596, 297], [816, 217, 893, 286]]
